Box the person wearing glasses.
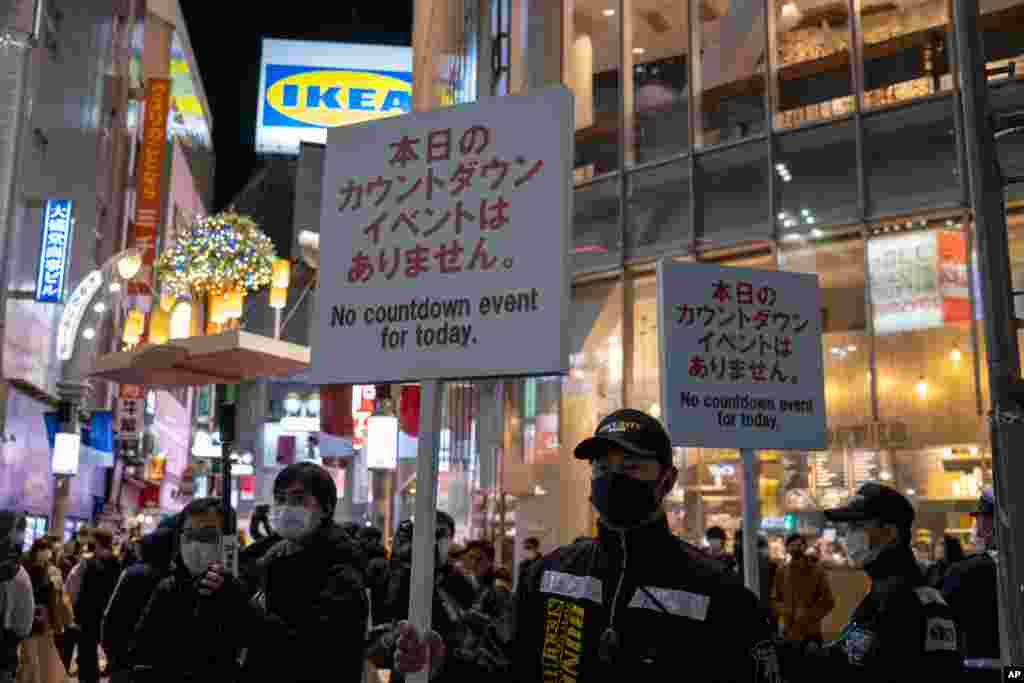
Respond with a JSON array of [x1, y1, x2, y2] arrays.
[[394, 409, 779, 682], [776, 482, 963, 682], [128, 497, 250, 682]]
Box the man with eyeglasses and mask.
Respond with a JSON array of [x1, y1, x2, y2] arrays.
[[775, 482, 963, 683], [394, 409, 779, 682], [0, 512, 34, 683]]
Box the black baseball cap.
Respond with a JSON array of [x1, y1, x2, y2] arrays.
[[573, 409, 673, 466], [824, 482, 915, 528]]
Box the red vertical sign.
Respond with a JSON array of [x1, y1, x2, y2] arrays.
[[129, 78, 171, 297]]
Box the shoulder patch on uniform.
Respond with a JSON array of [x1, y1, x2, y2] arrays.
[[540, 570, 603, 604], [924, 617, 959, 653], [915, 586, 949, 607], [628, 586, 710, 621]]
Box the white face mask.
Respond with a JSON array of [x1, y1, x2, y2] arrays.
[[273, 505, 317, 540], [180, 540, 221, 576]]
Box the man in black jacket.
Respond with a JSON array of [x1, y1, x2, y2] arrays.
[[777, 483, 964, 683], [102, 527, 177, 682], [241, 462, 368, 683], [396, 409, 778, 682], [942, 488, 1001, 681], [130, 498, 250, 682], [74, 528, 121, 683]]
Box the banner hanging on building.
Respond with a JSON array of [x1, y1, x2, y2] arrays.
[[129, 77, 171, 299], [868, 229, 969, 335], [314, 86, 572, 384]]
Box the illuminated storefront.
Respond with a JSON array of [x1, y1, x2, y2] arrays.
[[402, 0, 1024, 573]]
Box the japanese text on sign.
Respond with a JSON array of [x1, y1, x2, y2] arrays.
[[658, 261, 826, 451], [129, 78, 171, 298], [338, 125, 546, 284], [35, 199, 74, 303], [315, 85, 571, 385]]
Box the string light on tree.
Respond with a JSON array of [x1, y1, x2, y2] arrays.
[[154, 210, 276, 298]]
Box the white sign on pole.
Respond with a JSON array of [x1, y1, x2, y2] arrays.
[[314, 86, 572, 384], [657, 260, 827, 450]]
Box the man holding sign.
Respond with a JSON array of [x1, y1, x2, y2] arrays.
[[397, 409, 780, 682]]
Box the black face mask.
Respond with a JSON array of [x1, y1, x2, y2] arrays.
[[590, 472, 663, 529]]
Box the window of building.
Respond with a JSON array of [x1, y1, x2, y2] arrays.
[[691, 0, 768, 148], [776, 120, 860, 235], [857, 0, 952, 109], [697, 140, 772, 250], [629, 0, 690, 162], [573, 178, 622, 272], [770, 0, 855, 129], [569, 0, 623, 178], [626, 158, 692, 262], [981, 0, 1024, 82]]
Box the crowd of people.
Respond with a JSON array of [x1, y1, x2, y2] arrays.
[[0, 408, 1004, 682]]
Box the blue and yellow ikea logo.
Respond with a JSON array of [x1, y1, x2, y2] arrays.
[[262, 64, 412, 129]]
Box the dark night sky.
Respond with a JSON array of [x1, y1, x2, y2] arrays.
[[178, 3, 414, 211]]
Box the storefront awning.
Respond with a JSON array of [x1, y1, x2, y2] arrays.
[[89, 329, 310, 387]]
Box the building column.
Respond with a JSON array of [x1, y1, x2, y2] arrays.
[[53, 381, 90, 535]]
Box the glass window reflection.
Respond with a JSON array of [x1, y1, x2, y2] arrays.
[[570, 0, 623, 180], [776, 121, 860, 235], [573, 178, 622, 272], [626, 159, 692, 262], [691, 0, 768, 147]]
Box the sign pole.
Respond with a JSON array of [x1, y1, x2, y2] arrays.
[[406, 379, 443, 683], [741, 448, 761, 597]]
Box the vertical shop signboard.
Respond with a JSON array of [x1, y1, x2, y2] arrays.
[[128, 78, 172, 299], [115, 384, 144, 441], [34, 199, 74, 303], [657, 261, 827, 450]]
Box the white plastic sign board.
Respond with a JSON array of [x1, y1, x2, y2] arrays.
[[657, 260, 827, 450], [314, 86, 572, 384]]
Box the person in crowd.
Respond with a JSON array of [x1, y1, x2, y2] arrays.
[[395, 409, 779, 682], [0, 513, 35, 683], [464, 539, 511, 622], [771, 533, 835, 646], [17, 539, 66, 683], [517, 537, 541, 589], [39, 538, 70, 679], [248, 504, 272, 542], [358, 527, 391, 627], [942, 488, 1000, 681], [128, 498, 249, 682], [926, 535, 965, 589], [705, 525, 737, 571], [493, 567, 513, 596], [776, 483, 962, 682], [369, 512, 505, 683], [241, 462, 368, 683], [70, 529, 120, 683], [101, 527, 177, 682]]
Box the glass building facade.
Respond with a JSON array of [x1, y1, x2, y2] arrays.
[[400, 0, 1024, 627]]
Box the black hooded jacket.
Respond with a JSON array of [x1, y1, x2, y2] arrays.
[[101, 528, 177, 667]]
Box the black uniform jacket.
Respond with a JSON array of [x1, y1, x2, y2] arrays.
[[511, 515, 778, 683]]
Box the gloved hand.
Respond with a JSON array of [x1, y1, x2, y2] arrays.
[[394, 620, 446, 679]]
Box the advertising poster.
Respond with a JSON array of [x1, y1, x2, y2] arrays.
[[868, 229, 969, 335]]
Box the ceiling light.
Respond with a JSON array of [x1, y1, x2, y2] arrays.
[[82, 328, 95, 340], [806, 216, 816, 224], [778, 212, 787, 220], [93, 302, 106, 313], [847, 345, 857, 352], [784, 218, 797, 228], [633, 47, 645, 55], [906, 489, 916, 496], [782, 232, 802, 242], [109, 282, 121, 293], [775, 163, 786, 172], [950, 346, 962, 363], [915, 377, 928, 399], [603, 8, 615, 16], [810, 228, 823, 238], [801, 209, 810, 216]]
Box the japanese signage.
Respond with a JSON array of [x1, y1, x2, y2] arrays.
[[657, 260, 826, 450], [115, 384, 144, 441], [315, 86, 572, 384], [57, 269, 102, 360], [35, 199, 74, 303], [256, 39, 412, 155], [868, 229, 969, 335], [129, 77, 171, 298]]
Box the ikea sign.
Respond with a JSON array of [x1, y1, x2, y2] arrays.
[[256, 39, 412, 155]]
